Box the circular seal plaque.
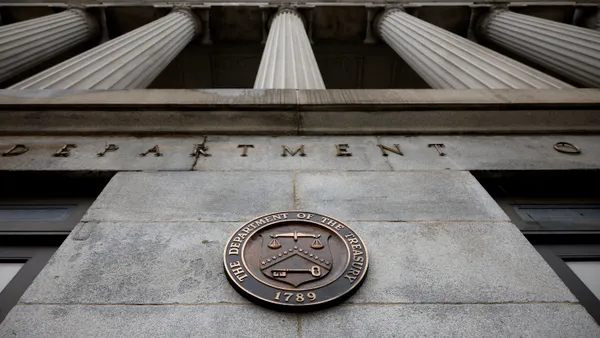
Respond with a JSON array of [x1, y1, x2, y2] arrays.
[[223, 211, 368, 311]]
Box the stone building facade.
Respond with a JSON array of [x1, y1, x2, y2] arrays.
[[1, 1, 600, 336]]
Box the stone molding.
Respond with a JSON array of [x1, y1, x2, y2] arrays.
[[1, 89, 599, 135]]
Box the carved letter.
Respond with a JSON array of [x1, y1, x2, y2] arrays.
[[238, 145, 254, 157], [97, 144, 119, 157], [53, 144, 77, 157], [190, 144, 210, 157], [377, 144, 403, 156], [140, 145, 162, 157], [1, 144, 29, 157], [281, 145, 306, 157], [335, 144, 352, 157], [428, 144, 446, 156], [190, 136, 211, 158]]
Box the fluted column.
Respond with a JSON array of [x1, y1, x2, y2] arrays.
[[254, 8, 325, 89], [0, 9, 98, 84], [479, 9, 600, 87], [376, 8, 571, 89], [10, 8, 200, 90]]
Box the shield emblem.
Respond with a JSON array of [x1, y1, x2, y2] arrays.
[[260, 229, 332, 287]]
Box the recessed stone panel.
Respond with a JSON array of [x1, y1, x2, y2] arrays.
[[348, 222, 576, 303], [83, 172, 294, 222], [21, 221, 572, 305], [21, 222, 246, 304], [0, 304, 298, 338], [301, 304, 600, 337], [295, 171, 509, 221]]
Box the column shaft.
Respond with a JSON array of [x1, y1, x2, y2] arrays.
[[10, 9, 199, 90], [254, 9, 325, 89], [377, 9, 571, 89], [0, 10, 97, 84], [480, 10, 600, 87]]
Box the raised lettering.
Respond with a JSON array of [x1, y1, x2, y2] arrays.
[[344, 274, 357, 283]]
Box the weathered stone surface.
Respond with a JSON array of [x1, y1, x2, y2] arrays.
[[301, 304, 600, 337], [194, 136, 392, 171], [1, 89, 599, 136], [0, 110, 298, 135], [421, 135, 600, 170], [0, 89, 298, 106], [21, 221, 574, 305], [2, 88, 599, 106], [299, 109, 600, 135], [295, 171, 509, 221], [348, 222, 576, 303], [83, 172, 294, 222], [374, 136, 459, 170], [21, 222, 246, 304], [0, 304, 297, 338]]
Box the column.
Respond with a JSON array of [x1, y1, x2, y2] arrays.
[[0, 9, 97, 84], [10, 8, 200, 90], [254, 8, 325, 89], [376, 8, 571, 89], [479, 9, 600, 87]]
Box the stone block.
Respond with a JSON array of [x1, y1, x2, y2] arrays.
[[21, 222, 247, 304], [295, 171, 509, 221], [83, 172, 294, 222], [0, 305, 298, 338], [23, 221, 571, 305], [348, 222, 576, 303], [301, 304, 600, 338], [426, 135, 600, 170]]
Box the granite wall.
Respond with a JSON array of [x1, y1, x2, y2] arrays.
[[1, 136, 599, 337]]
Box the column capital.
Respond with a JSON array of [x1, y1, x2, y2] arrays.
[[171, 7, 202, 36], [68, 8, 100, 37], [374, 7, 406, 39], [268, 7, 306, 30], [477, 6, 509, 36]]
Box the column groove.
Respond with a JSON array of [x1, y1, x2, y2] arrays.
[[479, 9, 600, 87], [376, 8, 571, 89], [254, 8, 325, 89], [0, 9, 97, 84], [10, 9, 199, 90]]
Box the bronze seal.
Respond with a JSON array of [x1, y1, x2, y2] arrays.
[[224, 211, 368, 311]]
